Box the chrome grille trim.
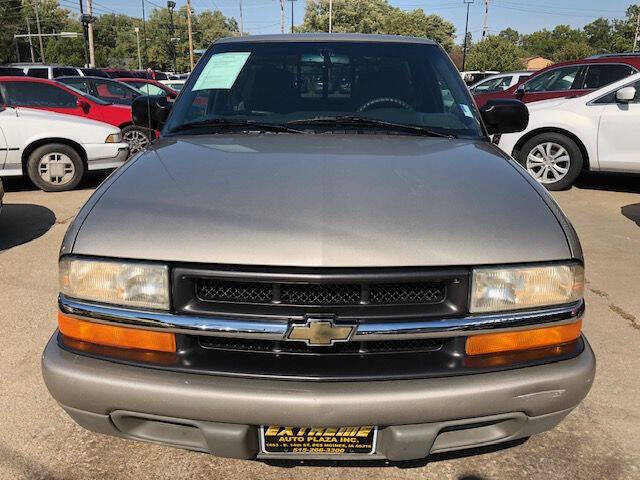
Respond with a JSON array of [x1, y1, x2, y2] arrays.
[[58, 295, 584, 340]]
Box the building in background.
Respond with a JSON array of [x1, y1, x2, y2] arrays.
[[524, 56, 554, 71]]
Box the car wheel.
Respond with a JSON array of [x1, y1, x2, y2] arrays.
[[518, 133, 583, 191], [26, 143, 84, 192], [121, 125, 153, 156]]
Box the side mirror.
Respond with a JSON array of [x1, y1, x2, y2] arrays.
[[77, 98, 91, 113], [132, 95, 172, 130], [615, 86, 636, 103], [480, 99, 529, 135], [515, 84, 526, 96]]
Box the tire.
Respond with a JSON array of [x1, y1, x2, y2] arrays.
[[26, 143, 84, 192], [517, 133, 583, 191], [121, 125, 153, 156]]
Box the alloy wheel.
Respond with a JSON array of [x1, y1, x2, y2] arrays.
[[526, 142, 570, 184], [123, 129, 150, 155]]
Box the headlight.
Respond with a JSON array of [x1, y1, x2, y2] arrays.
[[470, 263, 584, 313], [105, 133, 122, 143], [59, 257, 169, 310]]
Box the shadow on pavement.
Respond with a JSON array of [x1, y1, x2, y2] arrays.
[[1, 170, 112, 193], [621, 203, 640, 227], [0, 203, 56, 251], [574, 172, 640, 194]]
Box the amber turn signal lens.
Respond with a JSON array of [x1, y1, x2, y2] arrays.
[[465, 320, 582, 356], [58, 312, 176, 353]]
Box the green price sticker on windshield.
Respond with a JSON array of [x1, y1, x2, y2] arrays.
[[192, 52, 251, 91]]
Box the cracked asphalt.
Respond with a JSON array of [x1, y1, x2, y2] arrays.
[[1, 171, 639, 480]]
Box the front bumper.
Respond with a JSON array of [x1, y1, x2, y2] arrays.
[[42, 334, 595, 461], [85, 143, 129, 171]]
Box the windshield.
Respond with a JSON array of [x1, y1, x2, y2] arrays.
[[165, 41, 483, 138]]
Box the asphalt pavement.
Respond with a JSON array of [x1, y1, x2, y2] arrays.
[[1, 171, 639, 480]]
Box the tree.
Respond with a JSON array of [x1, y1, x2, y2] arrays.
[[498, 27, 520, 46], [554, 41, 595, 62], [298, 0, 456, 50], [384, 9, 455, 51], [611, 5, 640, 52], [299, 0, 393, 34], [584, 18, 613, 53], [521, 25, 588, 61], [466, 35, 525, 71], [0, 0, 23, 63]]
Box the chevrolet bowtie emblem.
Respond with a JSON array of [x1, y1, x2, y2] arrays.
[[287, 319, 355, 346]]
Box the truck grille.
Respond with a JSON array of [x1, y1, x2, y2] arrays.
[[198, 336, 443, 355], [196, 278, 445, 306]]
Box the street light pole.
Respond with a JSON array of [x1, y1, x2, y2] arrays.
[[79, 0, 91, 67], [289, 0, 296, 33], [186, 0, 194, 70], [87, 0, 96, 67], [167, 1, 177, 72], [135, 27, 142, 69], [634, 7, 640, 52], [462, 0, 473, 71], [33, 0, 45, 63]]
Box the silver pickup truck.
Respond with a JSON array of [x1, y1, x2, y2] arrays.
[[42, 34, 594, 463]]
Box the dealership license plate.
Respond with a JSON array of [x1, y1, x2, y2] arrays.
[[260, 426, 377, 455]]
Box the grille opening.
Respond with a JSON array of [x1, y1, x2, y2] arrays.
[[198, 336, 443, 355], [196, 278, 446, 307]]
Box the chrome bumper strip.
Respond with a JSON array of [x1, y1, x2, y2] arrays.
[[59, 295, 584, 341]]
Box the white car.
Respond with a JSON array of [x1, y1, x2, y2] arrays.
[[469, 71, 533, 94], [497, 72, 640, 190], [0, 106, 129, 191], [160, 79, 186, 91]]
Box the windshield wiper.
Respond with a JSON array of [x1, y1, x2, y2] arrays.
[[287, 116, 456, 138], [169, 118, 306, 134]]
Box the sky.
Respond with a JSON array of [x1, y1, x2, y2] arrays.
[[66, 0, 636, 43]]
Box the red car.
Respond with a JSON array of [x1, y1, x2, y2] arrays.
[[473, 56, 640, 108], [118, 78, 178, 100], [0, 76, 153, 154]]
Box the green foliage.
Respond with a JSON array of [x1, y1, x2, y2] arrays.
[[498, 28, 520, 46], [584, 18, 613, 53], [0, 0, 23, 63], [298, 0, 456, 51], [466, 35, 525, 72], [521, 25, 589, 61]]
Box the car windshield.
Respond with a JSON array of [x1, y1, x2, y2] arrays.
[[165, 41, 483, 138]]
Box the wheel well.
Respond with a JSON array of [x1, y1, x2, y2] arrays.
[[21, 138, 87, 173], [512, 128, 591, 171]]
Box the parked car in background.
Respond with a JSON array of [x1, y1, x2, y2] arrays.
[[469, 71, 533, 94], [42, 34, 593, 463], [118, 78, 178, 99], [57, 76, 142, 105], [80, 68, 110, 78], [160, 79, 186, 91], [460, 70, 499, 86], [7, 63, 82, 79], [474, 56, 640, 107], [0, 105, 128, 191], [0, 76, 153, 155], [497, 72, 640, 190], [0, 67, 26, 76]]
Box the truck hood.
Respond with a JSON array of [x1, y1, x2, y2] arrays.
[[70, 134, 571, 267]]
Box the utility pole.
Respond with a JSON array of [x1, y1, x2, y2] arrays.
[[289, 0, 296, 33], [26, 18, 36, 62], [141, 0, 147, 68], [462, 0, 473, 70], [481, 0, 489, 39], [167, 1, 177, 72], [634, 7, 640, 51], [135, 27, 142, 69], [329, 0, 332, 33], [79, 0, 90, 67], [239, 0, 244, 36], [33, 0, 45, 63], [87, 0, 95, 67], [186, 0, 195, 70], [280, 0, 285, 33]]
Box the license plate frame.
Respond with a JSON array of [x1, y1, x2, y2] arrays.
[[259, 425, 378, 455]]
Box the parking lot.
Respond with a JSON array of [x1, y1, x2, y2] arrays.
[[0, 171, 638, 480]]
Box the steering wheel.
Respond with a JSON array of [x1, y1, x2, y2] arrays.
[[357, 97, 413, 112]]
